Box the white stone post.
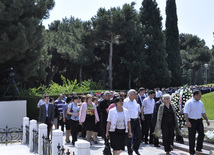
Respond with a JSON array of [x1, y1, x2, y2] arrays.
[[75, 140, 90, 155], [38, 123, 47, 155], [29, 120, 37, 152], [52, 130, 63, 155], [22, 117, 29, 144]]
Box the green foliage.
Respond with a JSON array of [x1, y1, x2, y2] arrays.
[[29, 75, 102, 95], [180, 33, 212, 85], [166, 0, 181, 86], [139, 0, 170, 88], [201, 92, 214, 120], [0, 0, 54, 83]]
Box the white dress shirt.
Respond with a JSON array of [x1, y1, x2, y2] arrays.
[[123, 97, 140, 119], [184, 97, 205, 119], [142, 96, 155, 114], [37, 99, 45, 107], [155, 91, 162, 98]]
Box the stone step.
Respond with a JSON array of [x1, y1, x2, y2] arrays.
[[183, 137, 214, 151], [159, 139, 211, 155]]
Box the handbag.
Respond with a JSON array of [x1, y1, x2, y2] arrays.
[[176, 134, 184, 144], [66, 103, 73, 120], [103, 139, 112, 155]]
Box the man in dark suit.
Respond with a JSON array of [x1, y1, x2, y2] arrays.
[[151, 97, 162, 147], [137, 87, 146, 142], [39, 95, 54, 138], [98, 91, 111, 144]]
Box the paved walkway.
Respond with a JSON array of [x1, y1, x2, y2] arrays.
[[0, 144, 34, 155], [63, 136, 189, 155], [0, 138, 189, 155]]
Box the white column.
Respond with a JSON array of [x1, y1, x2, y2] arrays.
[[22, 117, 29, 144], [52, 130, 63, 155], [38, 123, 47, 155], [29, 120, 37, 152], [75, 140, 90, 155]]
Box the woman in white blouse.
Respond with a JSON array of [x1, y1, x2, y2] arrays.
[[106, 97, 132, 155]]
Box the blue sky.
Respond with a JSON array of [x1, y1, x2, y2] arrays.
[[43, 0, 214, 49]]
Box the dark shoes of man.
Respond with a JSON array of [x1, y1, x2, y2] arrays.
[[134, 149, 140, 155], [154, 144, 160, 147], [196, 149, 202, 152]]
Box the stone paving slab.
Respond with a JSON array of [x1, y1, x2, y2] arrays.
[[63, 136, 189, 155], [0, 144, 34, 155]]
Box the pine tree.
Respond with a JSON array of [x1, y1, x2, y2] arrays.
[[0, 0, 54, 82], [139, 0, 170, 88], [165, 0, 181, 86]]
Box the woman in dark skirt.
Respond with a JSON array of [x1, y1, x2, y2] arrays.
[[106, 97, 132, 155], [79, 94, 99, 142]]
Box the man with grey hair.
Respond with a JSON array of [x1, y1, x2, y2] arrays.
[[123, 89, 141, 155], [98, 91, 111, 144]]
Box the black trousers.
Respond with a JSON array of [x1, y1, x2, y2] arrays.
[[151, 122, 159, 145], [161, 122, 175, 152], [188, 119, 204, 154], [70, 119, 79, 143], [143, 114, 153, 143], [102, 121, 107, 144], [45, 117, 52, 138], [127, 118, 141, 154], [139, 114, 145, 141]]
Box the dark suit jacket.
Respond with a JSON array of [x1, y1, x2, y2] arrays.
[[151, 100, 162, 127], [98, 99, 111, 123], [39, 103, 54, 123]]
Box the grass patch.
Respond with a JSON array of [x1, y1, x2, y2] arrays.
[[201, 92, 214, 120]]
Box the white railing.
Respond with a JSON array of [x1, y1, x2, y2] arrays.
[[22, 117, 90, 155]]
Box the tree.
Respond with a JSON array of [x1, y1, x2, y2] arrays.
[[119, 3, 147, 89], [92, 7, 123, 90], [165, 0, 181, 86], [139, 0, 170, 88], [0, 0, 54, 84], [180, 33, 212, 85]]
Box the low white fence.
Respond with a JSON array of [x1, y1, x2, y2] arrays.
[[22, 117, 90, 155]]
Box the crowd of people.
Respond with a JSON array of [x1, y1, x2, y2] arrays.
[[37, 85, 211, 155]]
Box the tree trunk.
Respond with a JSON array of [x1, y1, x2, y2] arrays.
[[109, 34, 113, 90], [46, 66, 57, 87], [128, 74, 131, 89], [79, 65, 82, 86], [102, 62, 107, 90]]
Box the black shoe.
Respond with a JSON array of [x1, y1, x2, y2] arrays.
[[149, 141, 153, 144], [170, 145, 173, 151], [144, 141, 148, 144], [196, 149, 202, 152], [154, 144, 160, 147], [128, 152, 133, 155], [134, 150, 140, 155]]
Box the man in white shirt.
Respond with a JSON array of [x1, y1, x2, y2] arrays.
[[123, 89, 141, 155], [184, 90, 210, 155], [37, 93, 46, 108], [141, 90, 155, 144], [155, 88, 162, 102]]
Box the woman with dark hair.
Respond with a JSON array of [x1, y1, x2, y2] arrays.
[[106, 97, 132, 155], [154, 94, 181, 154], [67, 96, 80, 145], [92, 96, 99, 144], [63, 96, 72, 143], [79, 94, 99, 143]]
